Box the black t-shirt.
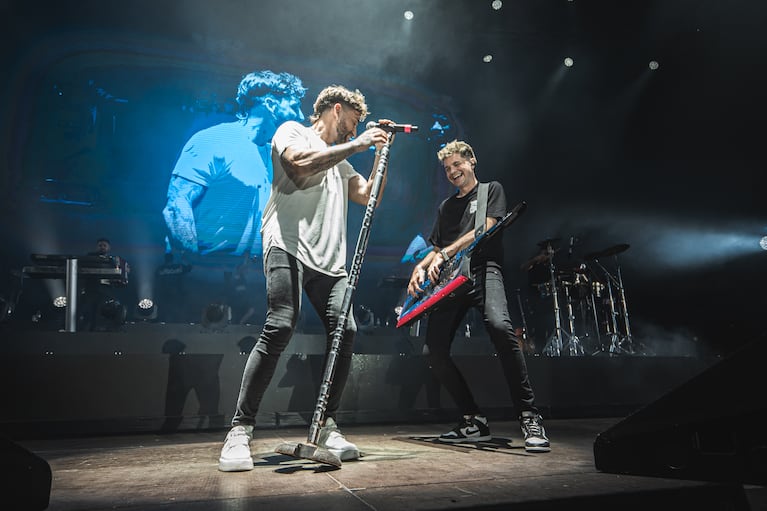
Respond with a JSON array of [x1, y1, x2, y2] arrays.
[[428, 181, 507, 269]]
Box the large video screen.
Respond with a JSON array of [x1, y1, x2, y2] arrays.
[[2, 32, 463, 328]]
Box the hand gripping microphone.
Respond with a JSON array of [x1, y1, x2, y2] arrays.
[[366, 121, 419, 133]]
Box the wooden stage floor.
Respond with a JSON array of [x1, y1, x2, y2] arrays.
[[15, 417, 765, 511]]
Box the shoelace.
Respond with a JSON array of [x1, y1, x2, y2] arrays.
[[227, 427, 251, 442], [522, 418, 542, 436]]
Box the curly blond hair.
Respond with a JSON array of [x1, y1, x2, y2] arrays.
[[437, 140, 476, 164], [310, 85, 369, 123]]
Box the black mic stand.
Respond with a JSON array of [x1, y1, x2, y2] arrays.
[[274, 133, 395, 466]]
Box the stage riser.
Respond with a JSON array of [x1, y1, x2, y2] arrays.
[[0, 329, 713, 438]]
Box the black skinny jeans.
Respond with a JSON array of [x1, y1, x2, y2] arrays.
[[423, 266, 537, 418], [232, 247, 357, 426]]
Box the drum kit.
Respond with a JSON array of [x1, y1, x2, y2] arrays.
[[518, 238, 635, 356]]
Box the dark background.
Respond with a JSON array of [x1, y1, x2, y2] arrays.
[[1, 0, 765, 356]]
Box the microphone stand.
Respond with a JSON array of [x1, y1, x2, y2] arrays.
[[275, 133, 394, 466]]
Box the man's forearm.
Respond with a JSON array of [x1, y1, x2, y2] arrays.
[[284, 140, 364, 177], [163, 201, 198, 252], [163, 176, 204, 252]]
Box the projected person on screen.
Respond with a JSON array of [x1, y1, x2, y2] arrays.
[[163, 70, 307, 259], [217, 85, 391, 472], [405, 140, 551, 453]]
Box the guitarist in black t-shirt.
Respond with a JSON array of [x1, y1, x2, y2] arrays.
[[406, 140, 551, 452]]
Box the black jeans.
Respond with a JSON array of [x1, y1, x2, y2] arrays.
[[423, 266, 537, 417], [232, 247, 356, 426]]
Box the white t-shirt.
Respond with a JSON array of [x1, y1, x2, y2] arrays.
[[171, 121, 271, 256], [261, 121, 361, 276]]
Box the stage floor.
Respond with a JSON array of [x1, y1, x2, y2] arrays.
[[17, 417, 765, 510]]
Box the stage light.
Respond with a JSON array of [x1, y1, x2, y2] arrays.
[[760, 236, 767, 251], [564, 57, 574, 67], [53, 296, 67, 308], [649, 60, 659, 70], [491, 0, 503, 10], [135, 298, 157, 321], [483, 54, 493, 63], [403, 10, 414, 20], [202, 302, 231, 330]]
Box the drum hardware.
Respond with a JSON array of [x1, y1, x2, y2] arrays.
[[561, 280, 585, 356], [591, 280, 605, 298], [520, 247, 559, 272], [539, 240, 585, 356], [584, 286, 602, 348], [608, 254, 655, 356], [585, 244, 639, 356], [603, 274, 630, 355], [583, 243, 630, 261], [540, 241, 563, 356]]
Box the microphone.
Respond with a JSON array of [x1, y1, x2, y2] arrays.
[[366, 121, 419, 133]]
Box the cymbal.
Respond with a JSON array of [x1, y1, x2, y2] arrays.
[[584, 243, 630, 260], [557, 261, 588, 273], [520, 252, 553, 271], [536, 237, 560, 248]]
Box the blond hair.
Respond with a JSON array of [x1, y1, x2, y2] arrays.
[[310, 85, 369, 123], [437, 140, 476, 165]]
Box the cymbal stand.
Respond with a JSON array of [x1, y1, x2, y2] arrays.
[[562, 282, 585, 356], [587, 284, 602, 354], [541, 244, 564, 356], [613, 255, 654, 355], [593, 257, 633, 355]]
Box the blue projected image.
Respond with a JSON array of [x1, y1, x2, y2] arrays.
[[3, 33, 462, 326], [163, 71, 307, 259]]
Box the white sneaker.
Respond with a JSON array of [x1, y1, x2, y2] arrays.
[[318, 418, 360, 461], [218, 425, 254, 471]]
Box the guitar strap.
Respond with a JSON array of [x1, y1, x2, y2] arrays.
[[475, 182, 489, 237]]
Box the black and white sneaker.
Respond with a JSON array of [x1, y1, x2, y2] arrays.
[[520, 411, 551, 452], [439, 415, 491, 443]]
